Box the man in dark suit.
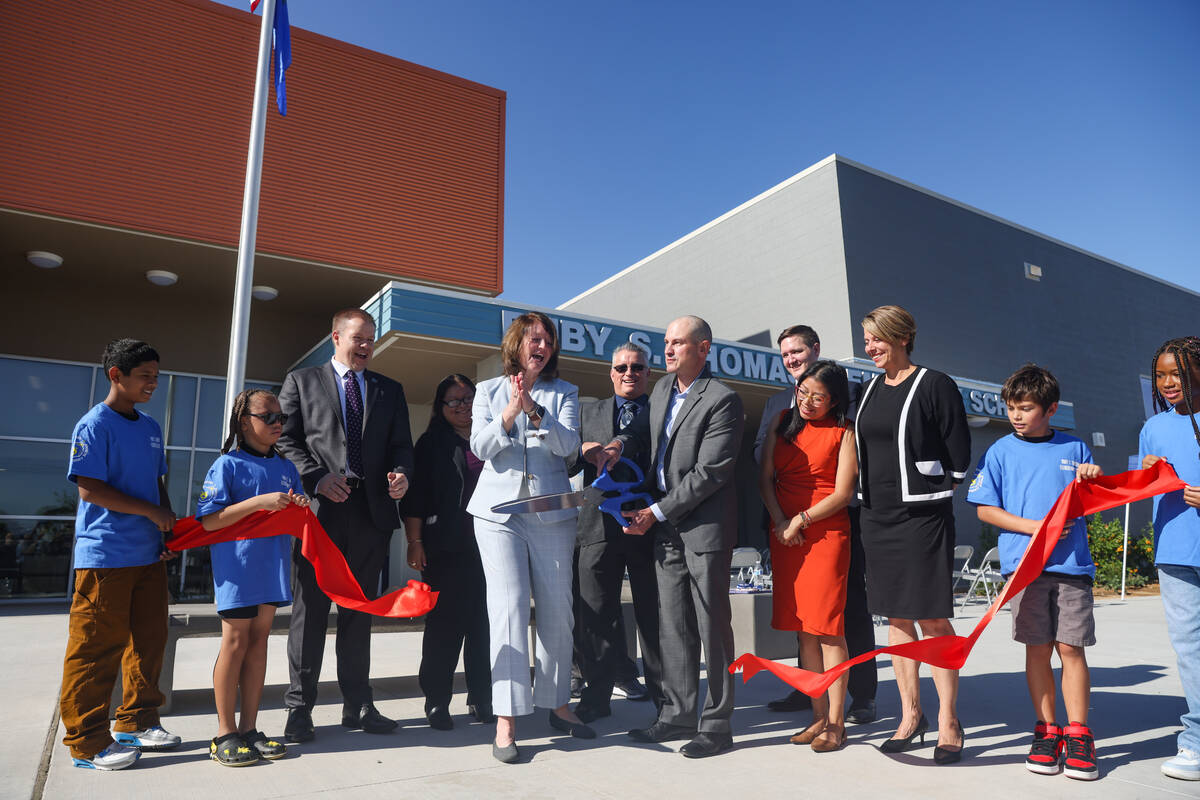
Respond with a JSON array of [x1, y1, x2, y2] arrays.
[[593, 315, 744, 759], [571, 342, 663, 723], [277, 308, 414, 742]]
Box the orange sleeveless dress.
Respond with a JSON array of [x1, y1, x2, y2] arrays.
[[768, 414, 850, 635]]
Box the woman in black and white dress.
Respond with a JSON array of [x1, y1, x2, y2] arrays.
[[854, 305, 971, 764]]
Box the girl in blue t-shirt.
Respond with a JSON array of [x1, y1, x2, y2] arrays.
[[196, 389, 309, 767], [1139, 336, 1200, 782]]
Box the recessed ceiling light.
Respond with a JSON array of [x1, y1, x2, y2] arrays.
[[251, 285, 279, 301], [146, 270, 178, 286], [27, 251, 63, 269]]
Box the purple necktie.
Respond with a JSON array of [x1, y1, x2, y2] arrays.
[[344, 371, 364, 476]]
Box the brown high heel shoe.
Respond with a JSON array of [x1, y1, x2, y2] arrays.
[[789, 719, 827, 745], [811, 725, 846, 752]]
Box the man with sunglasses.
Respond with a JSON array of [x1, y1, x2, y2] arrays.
[[570, 342, 664, 723], [276, 308, 415, 742]]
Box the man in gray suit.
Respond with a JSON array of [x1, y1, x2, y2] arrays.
[[277, 308, 414, 742], [592, 315, 744, 758]]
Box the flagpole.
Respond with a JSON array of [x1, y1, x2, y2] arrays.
[[223, 0, 278, 427]]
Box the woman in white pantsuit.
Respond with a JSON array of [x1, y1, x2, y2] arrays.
[[466, 311, 592, 763]]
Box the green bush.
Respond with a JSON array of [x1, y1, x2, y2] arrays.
[[1087, 516, 1156, 592]]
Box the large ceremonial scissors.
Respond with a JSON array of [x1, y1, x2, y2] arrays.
[[490, 457, 654, 527]]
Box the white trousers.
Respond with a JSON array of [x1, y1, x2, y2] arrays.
[[473, 514, 576, 716]]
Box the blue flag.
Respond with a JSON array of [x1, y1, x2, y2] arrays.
[[272, 0, 291, 115]]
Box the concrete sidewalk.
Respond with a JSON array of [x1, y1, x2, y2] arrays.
[[5, 595, 1197, 800]]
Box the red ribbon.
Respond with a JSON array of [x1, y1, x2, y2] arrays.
[[730, 461, 1186, 695], [166, 503, 438, 618]]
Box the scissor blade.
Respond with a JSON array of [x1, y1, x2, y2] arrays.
[[490, 486, 603, 516]]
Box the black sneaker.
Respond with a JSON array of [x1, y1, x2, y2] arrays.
[[612, 678, 649, 701], [242, 729, 287, 760], [210, 732, 258, 767], [1025, 721, 1063, 775]]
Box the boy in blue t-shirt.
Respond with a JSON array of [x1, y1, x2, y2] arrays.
[[967, 364, 1099, 781], [60, 339, 181, 771]]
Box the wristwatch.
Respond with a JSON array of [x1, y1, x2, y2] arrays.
[[527, 403, 545, 423]]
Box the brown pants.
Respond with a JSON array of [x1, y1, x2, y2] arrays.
[[59, 562, 168, 759]]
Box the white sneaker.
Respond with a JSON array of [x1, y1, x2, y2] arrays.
[[114, 725, 182, 751], [72, 742, 140, 770], [1162, 748, 1200, 781]]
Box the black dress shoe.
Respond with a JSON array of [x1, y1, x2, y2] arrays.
[[767, 689, 813, 712], [679, 732, 734, 758], [548, 709, 596, 739], [845, 698, 877, 724], [628, 720, 698, 743], [468, 703, 496, 724], [574, 702, 612, 724], [342, 703, 398, 734], [284, 707, 314, 743], [880, 714, 929, 753], [425, 706, 453, 731]]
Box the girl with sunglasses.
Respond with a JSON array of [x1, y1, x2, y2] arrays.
[[195, 389, 310, 766]]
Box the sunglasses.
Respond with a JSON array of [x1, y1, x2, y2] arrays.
[[244, 411, 289, 425], [444, 396, 475, 409], [612, 363, 647, 374]]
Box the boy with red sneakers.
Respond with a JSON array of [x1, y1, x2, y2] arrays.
[[967, 364, 1100, 781]]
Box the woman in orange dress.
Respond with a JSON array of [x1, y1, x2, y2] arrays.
[[759, 360, 858, 752]]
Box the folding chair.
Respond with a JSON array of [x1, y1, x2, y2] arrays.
[[950, 544, 975, 595], [960, 546, 1003, 608]]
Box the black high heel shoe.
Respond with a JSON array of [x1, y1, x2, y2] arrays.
[[933, 720, 965, 764], [880, 714, 929, 753]]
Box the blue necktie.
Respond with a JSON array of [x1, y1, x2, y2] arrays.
[[618, 401, 637, 431], [344, 371, 364, 476]]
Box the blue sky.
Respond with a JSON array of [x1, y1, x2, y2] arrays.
[[221, 0, 1199, 308]]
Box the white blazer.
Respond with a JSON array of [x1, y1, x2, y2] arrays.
[[466, 374, 581, 524]]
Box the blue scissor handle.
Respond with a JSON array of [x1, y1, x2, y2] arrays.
[[593, 457, 654, 528]]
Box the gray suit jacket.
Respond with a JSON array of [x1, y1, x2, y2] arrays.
[[619, 367, 744, 553], [277, 362, 414, 532]]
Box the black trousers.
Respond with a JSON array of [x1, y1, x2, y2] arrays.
[[844, 506, 878, 702], [418, 545, 491, 710], [285, 489, 388, 710], [573, 535, 663, 709]]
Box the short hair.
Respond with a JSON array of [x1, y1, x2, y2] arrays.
[[672, 315, 712, 344], [861, 305, 916, 354], [332, 308, 375, 333], [500, 311, 559, 379], [102, 339, 160, 375], [777, 324, 820, 348], [1001, 363, 1060, 409], [612, 341, 649, 363], [430, 373, 476, 426]]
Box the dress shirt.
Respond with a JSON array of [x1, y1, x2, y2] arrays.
[[330, 357, 367, 477], [649, 382, 691, 523]]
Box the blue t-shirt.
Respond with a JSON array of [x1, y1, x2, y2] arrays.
[[967, 432, 1095, 578], [1139, 409, 1200, 568], [67, 403, 168, 569], [196, 449, 300, 612]]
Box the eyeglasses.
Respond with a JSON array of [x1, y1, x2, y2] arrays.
[[612, 363, 646, 374], [795, 388, 829, 405], [444, 396, 475, 409], [244, 411, 289, 425]]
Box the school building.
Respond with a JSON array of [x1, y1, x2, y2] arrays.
[[2, 2, 1196, 603]]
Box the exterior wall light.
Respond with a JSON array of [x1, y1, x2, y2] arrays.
[[27, 251, 63, 269], [251, 285, 279, 301], [146, 270, 178, 286]]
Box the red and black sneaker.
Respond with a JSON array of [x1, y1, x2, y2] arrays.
[[1025, 721, 1064, 775], [1062, 722, 1099, 781]]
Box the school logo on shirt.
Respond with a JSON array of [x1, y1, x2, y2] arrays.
[[968, 471, 984, 492], [1059, 458, 1082, 473], [71, 440, 88, 462], [149, 435, 163, 452], [199, 480, 216, 503]]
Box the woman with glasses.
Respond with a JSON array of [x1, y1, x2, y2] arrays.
[[465, 312, 588, 763], [402, 374, 493, 731], [759, 360, 858, 753], [855, 305, 971, 764]]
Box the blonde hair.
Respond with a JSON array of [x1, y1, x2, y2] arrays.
[[862, 305, 916, 354]]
